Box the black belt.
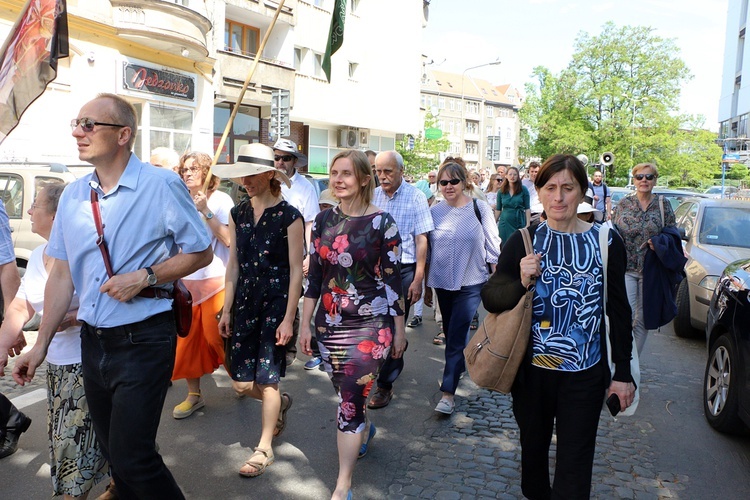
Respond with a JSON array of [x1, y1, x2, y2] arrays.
[[138, 287, 171, 299], [82, 310, 173, 336], [401, 263, 417, 269]]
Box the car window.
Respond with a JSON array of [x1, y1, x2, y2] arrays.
[[35, 176, 65, 199], [0, 174, 23, 219], [675, 202, 698, 238], [699, 206, 750, 248]]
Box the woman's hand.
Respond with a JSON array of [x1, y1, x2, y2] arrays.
[[607, 380, 636, 411], [520, 253, 542, 288], [300, 325, 313, 356], [218, 309, 231, 339], [424, 287, 433, 308], [193, 191, 208, 213], [275, 319, 293, 347], [391, 329, 406, 359]]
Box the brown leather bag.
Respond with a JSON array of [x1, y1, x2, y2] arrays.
[[464, 227, 534, 394], [90, 190, 192, 337]]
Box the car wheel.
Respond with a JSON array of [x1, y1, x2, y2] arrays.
[[704, 334, 749, 434], [674, 278, 702, 338]]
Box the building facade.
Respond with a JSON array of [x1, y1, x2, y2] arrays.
[[718, 0, 750, 157], [420, 67, 522, 171], [0, 0, 427, 174]]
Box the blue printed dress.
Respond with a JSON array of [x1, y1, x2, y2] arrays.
[[230, 199, 301, 383]]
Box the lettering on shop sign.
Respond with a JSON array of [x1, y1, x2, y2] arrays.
[[122, 63, 195, 101]]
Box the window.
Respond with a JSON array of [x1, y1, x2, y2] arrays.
[[225, 21, 259, 57], [213, 103, 260, 163], [350, 0, 360, 12], [486, 125, 492, 137], [438, 97, 445, 109], [506, 128, 512, 139], [448, 121, 455, 134], [486, 106, 494, 117], [465, 121, 478, 134], [348, 62, 359, 79], [421, 94, 426, 108], [451, 142, 461, 154], [0, 174, 22, 219], [294, 47, 302, 70], [466, 101, 479, 114], [133, 103, 193, 162], [740, 114, 748, 137], [449, 99, 455, 111], [313, 52, 324, 78], [465, 142, 477, 155], [505, 147, 511, 159]]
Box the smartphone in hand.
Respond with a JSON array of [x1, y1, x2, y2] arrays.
[[606, 393, 621, 416]]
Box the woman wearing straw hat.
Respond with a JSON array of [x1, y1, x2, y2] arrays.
[[171, 152, 235, 420], [214, 143, 304, 478]]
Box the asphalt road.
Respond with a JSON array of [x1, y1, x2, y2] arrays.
[[1, 313, 749, 499]]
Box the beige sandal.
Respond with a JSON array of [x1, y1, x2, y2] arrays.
[[274, 393, 293, 438], [239, 447, 275, 477]]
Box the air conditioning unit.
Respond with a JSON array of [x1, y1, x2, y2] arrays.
[[338, 127, 359, 148], [359, 129, 370, 148]]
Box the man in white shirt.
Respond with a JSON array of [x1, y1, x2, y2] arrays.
[[273, 138, 320, 365], [522, 161, 543, 223]]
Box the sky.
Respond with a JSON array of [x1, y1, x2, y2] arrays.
[[421, 0, 729, 131]]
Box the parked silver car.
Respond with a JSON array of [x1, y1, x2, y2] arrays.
[[673, 198, 750, 338]]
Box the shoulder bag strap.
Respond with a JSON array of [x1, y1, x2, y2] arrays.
[[90, 189, 114, 278], [658, 195, 665, 228]]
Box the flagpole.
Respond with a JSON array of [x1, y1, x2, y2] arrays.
[[205, 0, 286, 192]]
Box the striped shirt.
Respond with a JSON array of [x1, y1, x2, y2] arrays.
[[373, 182, 434, 264]]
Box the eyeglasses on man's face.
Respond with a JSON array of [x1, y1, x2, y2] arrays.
[[274, 155, 294, 162], [70, 117, 127, 132], [439, 178, 461, 186], [634, 173, 656, 181]]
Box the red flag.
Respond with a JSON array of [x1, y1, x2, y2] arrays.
[[0, 0, 68, 145]]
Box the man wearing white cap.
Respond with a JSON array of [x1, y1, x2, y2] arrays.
[[273, 138, 319, 366]]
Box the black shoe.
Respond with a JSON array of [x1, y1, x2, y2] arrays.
[[286, 353, 297, 366], [0, 415, 32, 459], [407, 316, 422, 328]]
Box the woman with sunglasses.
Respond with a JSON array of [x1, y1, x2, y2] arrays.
[[612, 162, 676, 354], [485, 174, 502, 220], [427, 162, 500, 415]]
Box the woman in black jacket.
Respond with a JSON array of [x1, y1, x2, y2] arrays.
[[481, 154, 635, 500]]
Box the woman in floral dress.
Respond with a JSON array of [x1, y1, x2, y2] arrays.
[[214, 143, 303, 478], [301, 149, 406, 500]]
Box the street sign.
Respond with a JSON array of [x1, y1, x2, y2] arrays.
[[270, 89, 291, 138], [425, 127, 442, 140], [722, 153, 741, 163]]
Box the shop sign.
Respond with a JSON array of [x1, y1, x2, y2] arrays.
[[123, 62, 194, 101]]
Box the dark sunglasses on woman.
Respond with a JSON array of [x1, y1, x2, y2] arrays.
[[439, 179, 461, 186], [634, 174, 656, 181]]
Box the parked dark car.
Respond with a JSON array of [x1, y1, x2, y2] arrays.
[[703, 258, 750, 434], [673, 198, 750, 338]]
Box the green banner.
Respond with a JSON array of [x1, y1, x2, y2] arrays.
[[322, 0, 346, 83]]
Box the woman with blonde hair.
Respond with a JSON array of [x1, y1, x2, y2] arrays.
[[301, 149, 405, 500], [171, 152, 235, 419]]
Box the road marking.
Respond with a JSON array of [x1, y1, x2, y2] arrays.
[[10, 388, 46, 409]]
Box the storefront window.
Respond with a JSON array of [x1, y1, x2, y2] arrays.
[[133, 102, 193, 160], [214, 103, 261, 163]]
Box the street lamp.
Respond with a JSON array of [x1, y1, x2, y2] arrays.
[[622, 94, 648, 159], [460, 59, 501, 168]]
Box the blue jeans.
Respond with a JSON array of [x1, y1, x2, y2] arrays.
[[435, 283, 484, 394], [81, 311, 184, 500]]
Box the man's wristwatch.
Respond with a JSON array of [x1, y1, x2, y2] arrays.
[[204, 211, 214, 220], [145, 266, 158, 286]]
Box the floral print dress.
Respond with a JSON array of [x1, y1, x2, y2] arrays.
[[230, 199, 302, 383], [305, 208, 404, 433]]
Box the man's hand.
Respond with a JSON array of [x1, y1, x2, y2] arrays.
[[424, 288, 433, 308], [100, 270, 147, 302], [391, 330, 406, 359], [11, 345, 47, 385]]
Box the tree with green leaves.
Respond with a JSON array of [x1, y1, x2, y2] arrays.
[[521, 22, 721, 185], [397, 111, 450, 179]]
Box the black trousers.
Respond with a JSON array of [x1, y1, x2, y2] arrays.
[[511, 361, 606, 500], [375, 263, 415, 391]]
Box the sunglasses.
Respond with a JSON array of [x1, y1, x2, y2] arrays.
[[634, 173, 656, 181], [439, 178, 462, 186], [274, 155, 294, 162], [70, 118, 126, 132]]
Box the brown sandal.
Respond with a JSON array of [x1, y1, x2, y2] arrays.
[[239, 447, 275, 477], [274, 393, 293, 437]]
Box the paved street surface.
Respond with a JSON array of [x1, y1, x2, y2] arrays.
[[2, 308, 750, 499]]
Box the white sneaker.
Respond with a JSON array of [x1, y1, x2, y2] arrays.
[[434, 398, 455, 415]]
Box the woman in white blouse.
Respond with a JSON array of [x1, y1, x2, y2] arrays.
[[426, 162, 501, 415]]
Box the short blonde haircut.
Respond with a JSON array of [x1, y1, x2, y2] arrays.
[[632, 162, 659, 178]]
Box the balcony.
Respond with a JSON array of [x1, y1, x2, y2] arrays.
[[216, 51, 296, 106], [110, 0, 211, 60]]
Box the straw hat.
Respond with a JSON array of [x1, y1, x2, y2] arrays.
[[212, 143, 291, 187], [272, 138, 308, 168]]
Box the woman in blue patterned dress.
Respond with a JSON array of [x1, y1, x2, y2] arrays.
[[300, 149, 405, 500], [482, 154, 636, 499], [215, 143, 304, 478]]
